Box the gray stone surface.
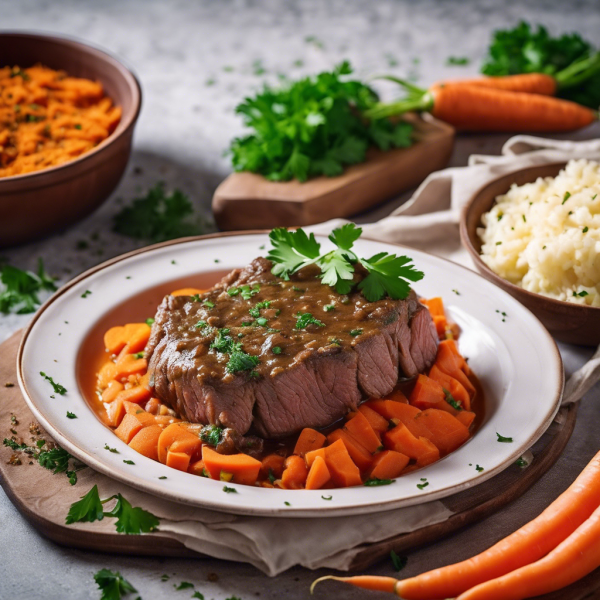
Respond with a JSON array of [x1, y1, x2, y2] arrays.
[[1, 1, 599, 598]]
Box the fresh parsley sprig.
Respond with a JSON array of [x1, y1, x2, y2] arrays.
[[267, 223, 423, 301], [94, 568, 137, 600], [0, 259, 57, 314]]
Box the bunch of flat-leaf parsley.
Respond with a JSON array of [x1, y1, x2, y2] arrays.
[[229, 61, 414, 182], [267, 223, 423, 301]]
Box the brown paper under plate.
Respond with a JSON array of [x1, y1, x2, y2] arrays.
[[0, 329, 585, 586]]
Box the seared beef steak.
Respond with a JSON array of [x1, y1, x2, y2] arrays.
[[145, 257, 438, 438]]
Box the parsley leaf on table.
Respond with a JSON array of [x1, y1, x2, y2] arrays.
[[0, 259, 56, 314], [94, 568, 137, 600], [66, 485, 105, 524], [113, 183, 208, 243], [103, 493, 160, 534], [229, 61, 414, 182]]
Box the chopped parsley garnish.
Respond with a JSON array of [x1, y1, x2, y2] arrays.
[[146, 318, 155, 326], [123, 459, 135, 465], [496, 432, 513, 443], [159, 476, 167, 480], [268, 223, 423, 301], [284, 501, 291, 506], [228, 284, 261, 299], [40, 371, 67, 395], [417, 479, 429, 490], [229, 61, 413, 182], [321, 495, 333, 501], [515, 457, 529, 468], [195, 320, 208, 329], [452, 289, 460, 295], [94, 568, 137, 600], [349, 329, 363, 337], [133, 352, 144, 359], [583, 226, 589, 233], [522, 215, 526, 223], [443, 388, 462, 411], [227, 350, 260, 374], [81, 290, 92, 298], [113, 183, 208, 243], [256, 317, 268, 326], [364, 477, 395, 486], [175, 582, 194, 590], [446, 56, 470, 66], [295, 312, 325, 329], [0, 258, 57, 314], [104, 443, 119, 453], [192, 593, 205, 600], [562, 191, 571, 205], [161, 574, 170, 581], [272, 346, 282, 355], [203, 300, 215, 309], [390, 550, 408, 572], [223, 486, 237, 493], [200, 425, 223, 447], [324, 304, 335, 311], [268, 469, 276, 484], [573, 290, 589, 297], [475, 464, 484, 472], [66, 411, 77, 419]]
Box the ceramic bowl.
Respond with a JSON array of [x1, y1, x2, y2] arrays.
[[460, 161, 600, 346], [0, 32, 142, 248]]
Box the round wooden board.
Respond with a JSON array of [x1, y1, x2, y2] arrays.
[[0, 330, 579, 581]]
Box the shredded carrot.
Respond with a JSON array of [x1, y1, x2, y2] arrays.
[[0, 65, 121, 177]]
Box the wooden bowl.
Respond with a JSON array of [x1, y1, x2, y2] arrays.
[[460, 161, 600, 346], [0, 32, 142, 248]]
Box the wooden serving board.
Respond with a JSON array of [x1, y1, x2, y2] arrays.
[[0, 330, 587, 597], [212, 114, 454, 230]]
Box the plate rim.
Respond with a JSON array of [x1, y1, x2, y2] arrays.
[[16, 231, 565, 517]]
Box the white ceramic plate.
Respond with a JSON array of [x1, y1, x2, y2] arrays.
[[18, 233, 563, 517]]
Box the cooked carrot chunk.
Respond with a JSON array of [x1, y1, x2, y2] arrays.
[[369, 450, 410, 480], [260, 454, 286, 480], [114, 413, 144, 444], [305, 455, 331, 490], [101, 380, 124, 404], [166, 450, 191, 472], [327, 429, 373, 472], [293, 428, 326, 457], [324, 439, 362, 488], [358, 404, 389, 433], [114, 385, 152, 406], [128, 424, 162, 461], [343, 411, 382, 453], [202, 446, 261, 486], [281, 455, 309, 489], [384, 422, 440, 464], [305, 447, 327, 468], [418, 409, 470, 455]]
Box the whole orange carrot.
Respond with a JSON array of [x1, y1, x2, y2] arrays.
[[312, 451, 600, 599], [432, 73, 557, 95], [458, 502, 600, 600]]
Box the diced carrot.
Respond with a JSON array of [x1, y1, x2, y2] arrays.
[[293, 428, 326, 457], [154, 415, 179, 427], [433, 314, 448, 338], [443, 338, 472, 375], [188, 459, 207, 476], [144, 397, 160, 414], [113, 354, 147, 380], [157, 423, 202, 464], [98, 361, 118, 388], [260, 454, 286, 480], [123, 400, 142, 415], [344, 411, 382, 453], [134, 411, 157, 428], [358, 404, 389, 434], [327, 429, 373, 472], [436, 341, 475, 397], [428, 364, 471, 411], [114, 413, 144, 444], [409, 374, 446, 411], [418, 409, 470, 455], [202, 446, 261, 486], [122, 323, 151, 354], [423, 296, 445, 317], [456, 410, 476, 428], [366, 399, 420, 421], [139, 372, 152, 392], [106, 398, 126, 427], [387, 389, 409, 403], [166, 450, 191, 472], [305, 447, 327, 468], [104, 326, 128, 355], [114, 385, 152, 406], [170, 287, 206, 296], [305, 455, 331, 490], [369, 450, 410, 480], [101, 379, 124, 404], [384, 422, 440, 464], [281, 455, 309, 489], [128, 424, 162, 461], [324, 439, 362, 488]]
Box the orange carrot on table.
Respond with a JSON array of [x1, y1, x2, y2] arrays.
[[313, 451, 600, 599], [433, 73, 558, 95], [365, 78, 597, 132]]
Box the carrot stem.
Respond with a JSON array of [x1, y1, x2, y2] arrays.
[[310, 575, 399, 595], [364, 93, 434, 119], [555, 52, 600, 89]]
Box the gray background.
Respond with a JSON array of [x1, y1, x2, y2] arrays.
[[1, 1, 599, 598]]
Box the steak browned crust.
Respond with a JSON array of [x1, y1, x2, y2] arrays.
[[145, 257, 438, 438]]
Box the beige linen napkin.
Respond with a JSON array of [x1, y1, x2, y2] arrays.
[[137, 136, 600, 575]]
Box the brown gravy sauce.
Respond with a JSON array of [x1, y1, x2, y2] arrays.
[[77, 271, 485, 453]]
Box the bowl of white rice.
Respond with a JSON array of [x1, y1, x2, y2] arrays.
[[460, 159, 600, 345]]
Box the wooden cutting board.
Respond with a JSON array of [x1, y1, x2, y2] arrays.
[[212, 114, 454, 230], [0, 329, 588, 593]]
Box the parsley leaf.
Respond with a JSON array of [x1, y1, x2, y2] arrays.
[[267, 228, 321, 279], [496, 433, 513, 443], [0, 259, 57, 314], [223, 486, 237, 493], [358, 252, 424, 301], [364, 477, 395, 486], [175, 582, 194, 590], [66, 411, 77, 419], [103, 493, 160, 534], [443, 388, 462, 411], [39, 371, 67, 395], [200, 425, 223, 447], [94, 568, 137, 600], [229, 62, 413, 182], [226, 350, 260, 374], [390, 550, 408, 572], [113, 183, 208, 243], [295, 312, 325, 329], [66, 485, 104, 524]]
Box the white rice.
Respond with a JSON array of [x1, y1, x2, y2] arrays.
[[478, 159, 600, 307]]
